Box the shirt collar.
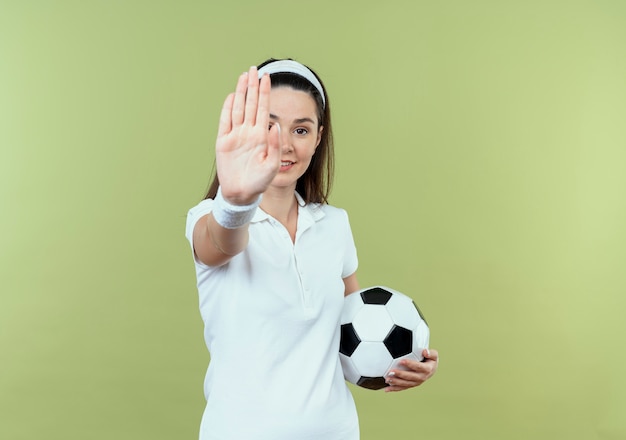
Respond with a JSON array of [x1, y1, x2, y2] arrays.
[[251, 191, 326, 224]]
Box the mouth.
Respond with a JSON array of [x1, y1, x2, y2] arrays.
[[280, 161, 295, 170]]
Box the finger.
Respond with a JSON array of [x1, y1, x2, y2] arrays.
[[423, 348, 439, 363], [244, 66, 259, 125], [397, 358, 431, 374], [384, 384, 410, 393], [217, 93, 235, 138], [386, 359, 435, 382], [385, 378, 419, 390], [386, 370, 425, 387], [384, 371, 415, 391], [231, 71, 248, 126], [266, 122, 281, 169], [393, 350, 438, 373], [256, 73, 271, 129]]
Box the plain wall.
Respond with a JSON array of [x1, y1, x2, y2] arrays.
[[1, 1, 625, 438]]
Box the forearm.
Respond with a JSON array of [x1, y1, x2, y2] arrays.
[[193, 188, 260, 267], [209, 213, 251, 256], [343, 273, 360, 296], [193, 214, 249, 267]]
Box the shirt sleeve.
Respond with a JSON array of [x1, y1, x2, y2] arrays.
[[185, 198, 215, 266], [341, 209, 359, 279]]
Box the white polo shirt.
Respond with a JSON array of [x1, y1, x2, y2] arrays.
[[185, 192, 360, 440]]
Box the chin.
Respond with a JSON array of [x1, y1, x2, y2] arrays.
[[269, 178, 297, 190]]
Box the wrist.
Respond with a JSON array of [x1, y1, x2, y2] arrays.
[[212, 187, 261, 229], [219, 188, 261, 206]]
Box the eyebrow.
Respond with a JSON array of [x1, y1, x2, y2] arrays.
[[269, 114, 316, 125]]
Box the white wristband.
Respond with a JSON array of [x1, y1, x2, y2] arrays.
[[212, 187, 261, 229]]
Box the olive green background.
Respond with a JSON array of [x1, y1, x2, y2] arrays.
[[1, 1, 625, 439]]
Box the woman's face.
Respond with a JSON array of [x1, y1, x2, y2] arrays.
[[268, 86, 323, 190]]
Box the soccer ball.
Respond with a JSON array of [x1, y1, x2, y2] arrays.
[[339, 286, 429, 390]]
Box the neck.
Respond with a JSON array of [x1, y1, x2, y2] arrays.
[[260, 186, 298, 226]]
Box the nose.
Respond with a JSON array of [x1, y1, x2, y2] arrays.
[[279, 128, 293, 153]]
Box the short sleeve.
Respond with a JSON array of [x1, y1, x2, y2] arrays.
[[341, 210, 358, 279], [185, 198, 215, 265]]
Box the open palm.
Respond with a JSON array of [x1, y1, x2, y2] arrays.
[[215, 66, 280, 205]]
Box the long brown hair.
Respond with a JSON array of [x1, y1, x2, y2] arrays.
[[203, 58, 334, 204]]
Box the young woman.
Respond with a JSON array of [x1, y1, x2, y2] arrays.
[[185, 58, 439, 440]]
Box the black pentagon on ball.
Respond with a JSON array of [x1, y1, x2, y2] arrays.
[[383, 325, 413, 358], [360, 287, 392, 305], [339, 323, 361, 356], [357, 376, 389, 390]]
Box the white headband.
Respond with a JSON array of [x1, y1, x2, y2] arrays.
[[257, 60, 326, 108]]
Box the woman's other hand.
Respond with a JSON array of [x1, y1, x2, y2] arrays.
[[384, 348, 439, 392]]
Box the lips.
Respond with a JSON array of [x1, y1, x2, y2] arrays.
[[280, 161, 295, 171]]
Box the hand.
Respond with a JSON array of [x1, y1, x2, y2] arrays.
[[384, 348, 439, 392], [215, 66, 281, 205]]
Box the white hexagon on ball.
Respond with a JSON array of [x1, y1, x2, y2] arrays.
[[385, 292, 420, 331], [350, 342, 393, 378], [352, 305, 393, 342]]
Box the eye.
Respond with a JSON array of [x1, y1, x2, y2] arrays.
[[294, 128, 309, 135]]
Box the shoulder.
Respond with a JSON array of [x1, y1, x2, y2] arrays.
[[305, 202, 352, 227], [322, 203, 349, 219], [321, 202, 350, 217], [296, 191, 349, 222]]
